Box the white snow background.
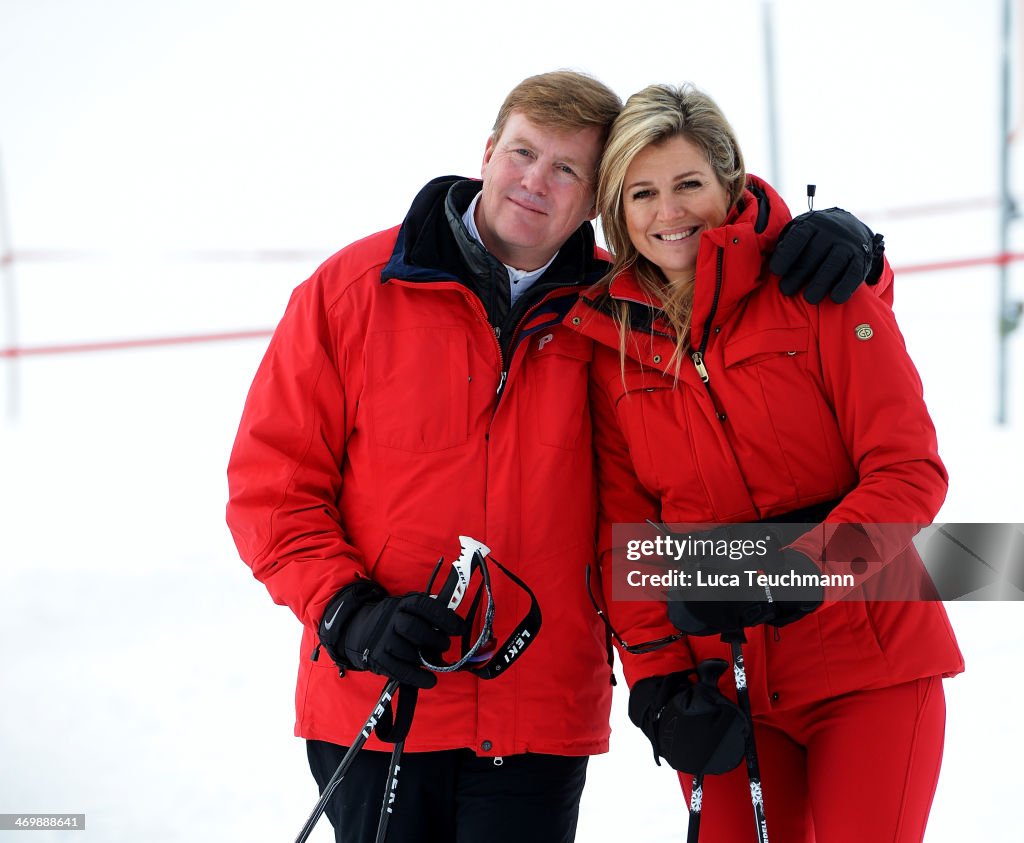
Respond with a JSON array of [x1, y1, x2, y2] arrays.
[[1, 1, 1021, 840]]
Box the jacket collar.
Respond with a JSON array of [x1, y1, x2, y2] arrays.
[[380, 175, 478, 286], [443, 181, 515, 288], [382, 176, 606, 290]]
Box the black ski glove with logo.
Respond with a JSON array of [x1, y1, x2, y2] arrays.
[[666, 533, 823, 637], [628, 660, 748, 775], [317, 581, 466, 690], [770, 207, 886, 304]]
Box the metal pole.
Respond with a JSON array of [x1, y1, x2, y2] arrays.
[[0, 146, 19, 421], [998, 0, 1022, 424], [295, 678, 402, 843], [762, 0, 781, 188]]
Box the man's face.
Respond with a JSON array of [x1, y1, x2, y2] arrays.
[[476, 112, 602, 271]]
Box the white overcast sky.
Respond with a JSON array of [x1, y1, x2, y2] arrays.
[[0, 0, 1007, 256]]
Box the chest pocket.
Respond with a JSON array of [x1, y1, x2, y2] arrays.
[[607, 368, 710, 508], [524, 330, 593, 450], [366, 326, 470, 452], [722, 325, 815, 446], [721, 324, 848, 499], [723, 325, 809, 368]]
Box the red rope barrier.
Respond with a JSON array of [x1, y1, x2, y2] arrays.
[[0, 329, 272, 359], [3, 248, 325, 264], [855, 196, 998, 221], [894, 251, 1024, 274]]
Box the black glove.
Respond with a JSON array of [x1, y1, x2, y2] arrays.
[[628, 659, 748, 775], [318, 581, 466, 690], [667, 533, 823, 637], [770, 208, 886, 304]]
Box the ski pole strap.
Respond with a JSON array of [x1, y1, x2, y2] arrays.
[[419, 537, 543, 681], [372, 683, 419, 744], [469, 555, 542, 680]]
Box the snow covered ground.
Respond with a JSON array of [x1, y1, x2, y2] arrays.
[[2, 1, 1023, 840]]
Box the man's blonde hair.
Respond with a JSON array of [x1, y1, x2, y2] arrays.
[[491, 70, 622, 151]]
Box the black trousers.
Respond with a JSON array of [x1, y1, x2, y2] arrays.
[[306, 741, 589, 843]]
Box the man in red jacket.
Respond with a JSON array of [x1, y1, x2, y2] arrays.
[[226, 70, 887, 843]]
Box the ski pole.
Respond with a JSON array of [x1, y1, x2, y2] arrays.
[[373, 737, 404, 843], [723, 631, 769, 843], [686, 773, 704, 843], [295, 677, 401, 843], [369, 539, 492, 842], [295, 536, 537, 843], [370, 537, 494, 843]]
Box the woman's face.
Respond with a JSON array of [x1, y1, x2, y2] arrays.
[[623, 134, 731, 286]]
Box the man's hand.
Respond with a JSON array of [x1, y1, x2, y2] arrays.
[[318, 583, 466, 689], [770, 207, 885, 304]]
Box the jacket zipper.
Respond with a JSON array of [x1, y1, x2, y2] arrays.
[[461, 291, 507, 402], [458, 285, 570, 750], [692, 248, 728, 421], [492, 325, 508, 399], [692, 247, 725, 384]]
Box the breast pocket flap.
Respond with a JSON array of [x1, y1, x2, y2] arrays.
[[724, 326, 809, 368]]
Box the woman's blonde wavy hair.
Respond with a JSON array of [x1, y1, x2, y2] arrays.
[[597, 83, 746, 375]]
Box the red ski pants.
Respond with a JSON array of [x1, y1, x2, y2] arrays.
[[678, 676, 946, 843]]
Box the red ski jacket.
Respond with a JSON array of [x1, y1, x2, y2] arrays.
[[226, 177, 613, 756], [567, 176, 964, 713]]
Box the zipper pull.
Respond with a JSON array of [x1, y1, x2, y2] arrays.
[[691, 351, 710, 383], [496, 370, 507, 395]]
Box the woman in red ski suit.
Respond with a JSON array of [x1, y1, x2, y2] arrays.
[[567, 83, 964, 843]]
